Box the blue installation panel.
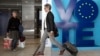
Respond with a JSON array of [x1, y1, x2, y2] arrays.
[[52, 0, 100, 50]]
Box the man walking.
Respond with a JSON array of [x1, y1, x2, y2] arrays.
[[36, 4, 65, 55]]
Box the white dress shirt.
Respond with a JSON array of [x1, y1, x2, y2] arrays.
[[44, 18, 47, 28]]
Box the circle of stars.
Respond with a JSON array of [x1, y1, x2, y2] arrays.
[[77, 2, 95, 19]]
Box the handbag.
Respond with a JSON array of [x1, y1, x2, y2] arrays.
[[19, 36, 26, 42], [54, 26, 59, 37], [3, 36, 12, 49], [19, 24, 24, 37], [54, 30, 59, 37], [18, 40, 25, 48]]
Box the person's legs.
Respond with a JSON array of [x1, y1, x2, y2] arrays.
[[38, 30, 48, 53], [12, 31, 19, 50], [48, 32, 65, 55], [48, 34, 64, 50], [10, 31, 19, 51], [9, 31, 14, 50]]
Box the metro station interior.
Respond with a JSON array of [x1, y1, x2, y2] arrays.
[[0, 0, 41, 56], [0, 0, 100, 56]]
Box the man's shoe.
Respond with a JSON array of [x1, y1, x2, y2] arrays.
[[36, 52, 44, 55], [71, 53, 77, 56], [59, 49, 65, 55]]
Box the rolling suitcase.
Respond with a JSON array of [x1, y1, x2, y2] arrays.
[[63, 42, 78, 56]]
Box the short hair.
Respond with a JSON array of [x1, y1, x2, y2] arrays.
[[12, 11, 18, 15], [12, 11, 17, 13], [44, 4, 51, 10]]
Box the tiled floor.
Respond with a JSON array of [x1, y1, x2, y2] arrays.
[[51, 50, 100, 56], [35, 47, 100, 56], [0, 36, 100, 56], [0, 36, 40, 56]]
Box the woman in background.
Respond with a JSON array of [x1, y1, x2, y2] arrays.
[[7, 11, 20, 51]]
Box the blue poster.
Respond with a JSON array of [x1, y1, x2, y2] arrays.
[[52, 0, 100, 50]]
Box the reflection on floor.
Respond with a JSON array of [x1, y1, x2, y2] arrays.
[[0, 36, 40, 56], [51, 50, 100, 56], [0, 36, 100, 56], [34, 47, 100, 56]]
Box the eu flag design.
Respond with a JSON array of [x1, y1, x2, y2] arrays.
[[74, 0, 98, 22]]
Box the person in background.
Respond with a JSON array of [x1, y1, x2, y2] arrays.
[[36, 4, 65, 55], [7, 11, 20, 51]]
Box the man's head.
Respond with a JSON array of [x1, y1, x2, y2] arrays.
[[44, 4, 51, 12], [12, 11, 18, 18]]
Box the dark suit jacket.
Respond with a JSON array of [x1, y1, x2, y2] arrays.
[[46, 11, 58, 37]]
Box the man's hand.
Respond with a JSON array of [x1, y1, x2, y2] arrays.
[[49, 31, 54, 36], [6, 33, 9, 36]]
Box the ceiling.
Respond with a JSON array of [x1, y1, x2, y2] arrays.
[[0, 0, 42, 9], [0, 0, 41, 3], [0, 0, 21, 9], [0, 0, 21, 3]]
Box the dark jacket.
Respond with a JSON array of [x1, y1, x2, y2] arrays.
[[7, 17, 20, 32], [46, 11, 58, 37]]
